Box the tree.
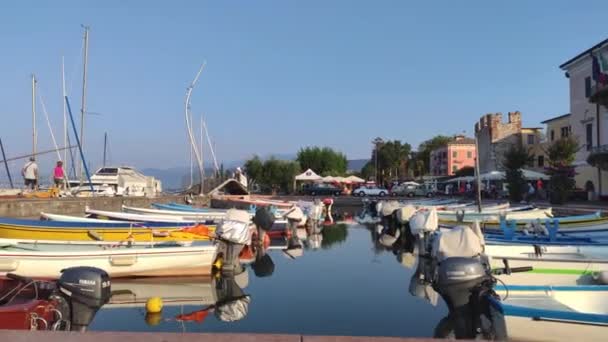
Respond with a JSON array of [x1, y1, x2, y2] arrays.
[[414, 135, 452, 176], [360, 161, 375, 181], [454, 166, 475, 177], [297, 146, 348, 176], [546, 137, 578, 204], [244, 156, 264, 190], [502, 144, 533, 202], [366, 139, 411, 184]]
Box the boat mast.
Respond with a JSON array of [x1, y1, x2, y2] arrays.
[[79, 26, 90, 183], [31, 74, 37, 158], [62, 56, 68, 170], [103, 132, 107, 167], [201, 114, 220, 177], [184, 62, 206, 195], [200, 115, 205, 182]]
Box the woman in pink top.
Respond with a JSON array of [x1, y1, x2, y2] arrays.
[[53, 161, 65, 187]]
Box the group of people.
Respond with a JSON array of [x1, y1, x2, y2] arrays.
[[21, 158, 66, 190]]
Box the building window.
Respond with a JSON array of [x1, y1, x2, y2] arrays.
[[527, 134, 535, 145], [550, 130, 555, 141], [561, 126, 569, 138], [452, 165, 458, 173], [452, 151, 457, 158], [585, 77, 592, 98], [538, 155, 544, 167], [586, 123, 593, 151], [467, 151, 472, 158]]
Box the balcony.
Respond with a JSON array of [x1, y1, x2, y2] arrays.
[[587, 144, 608, 170], [590, 83, 608, 108]]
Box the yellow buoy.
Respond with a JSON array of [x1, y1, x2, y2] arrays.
[[146, 297, 163, 313]]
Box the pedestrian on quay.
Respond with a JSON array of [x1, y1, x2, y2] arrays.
[[21, 157, 38, 190], [53, 161, 65, 189]]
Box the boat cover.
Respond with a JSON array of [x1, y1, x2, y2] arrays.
[[432, 226, 482, 262], [216, 209, 252, 245], [381, 201, 400, 217], [410, 208, 439, 235], [396, 205, 417, 223]]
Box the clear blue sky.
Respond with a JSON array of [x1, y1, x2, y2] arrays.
[[1, 1, 607, 171]]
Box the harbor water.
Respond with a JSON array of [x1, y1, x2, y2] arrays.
[[90, 224, 448, 336]]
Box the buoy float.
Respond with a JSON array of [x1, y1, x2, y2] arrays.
[[145, 312, 163, 326], [146, 297, 163, 314]]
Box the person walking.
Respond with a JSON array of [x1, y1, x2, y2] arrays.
[[53, 161, 65, 189], [21, 157, 38, 190]]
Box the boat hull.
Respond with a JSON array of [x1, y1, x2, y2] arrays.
[[0, 244, 216, 279]]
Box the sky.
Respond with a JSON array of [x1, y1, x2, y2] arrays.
[[1, 1, 608, 172]]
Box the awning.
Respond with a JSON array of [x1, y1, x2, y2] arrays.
[[294, 169, 322, 181]]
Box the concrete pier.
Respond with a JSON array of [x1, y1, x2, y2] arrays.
[[0, 195, 208, 218]]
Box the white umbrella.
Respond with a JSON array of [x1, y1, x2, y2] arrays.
[[345, 175, 365, 183], [521, 169, 550, 180]]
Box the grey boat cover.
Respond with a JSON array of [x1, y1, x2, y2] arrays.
[[215, 296, 251, 322], [216, 209, 253, 245], [381, 200, 401, 217]]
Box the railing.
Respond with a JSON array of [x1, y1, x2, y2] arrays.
[[590, 144, 608, 154], [590, 83, 608, 106]]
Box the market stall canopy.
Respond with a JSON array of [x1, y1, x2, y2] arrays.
[[321, 176, 336, 182], [479, 171, 505, 181], [521, 169, 550, 180], [295, 169, 322, 181], [446, 176, 475, 183], [345, 175, 365, 183]]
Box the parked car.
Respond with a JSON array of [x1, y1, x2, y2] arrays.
[[391, 184, 434, 197], [303, 183, 343, 196], [352, 185, 389, 197]]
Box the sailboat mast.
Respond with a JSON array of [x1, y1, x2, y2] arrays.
[[103, 132, 107, 167], [79, 26, 90, 182], [200, 115, 205, 181], [62, 57, 67, 168], [31, 74, 37, 158], [184, 62, 206, 195]]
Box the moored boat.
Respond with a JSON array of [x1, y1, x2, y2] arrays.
[[491, 285, 608, 342], [0, 216, 212, 242], [0, 239, 217, 278], [122, 205, 227, 221]]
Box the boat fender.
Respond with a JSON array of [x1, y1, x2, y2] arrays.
[[110, 255, 137, 266]]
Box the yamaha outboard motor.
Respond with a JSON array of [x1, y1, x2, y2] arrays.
[[216, 209, 253, 274], [253, 207, 275, 251], [56, 266, 111, 331], [430, 226, 507, 340]]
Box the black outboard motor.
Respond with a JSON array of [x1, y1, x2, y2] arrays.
[[56, 266, 111, 331], [253, 207, 275, 250]]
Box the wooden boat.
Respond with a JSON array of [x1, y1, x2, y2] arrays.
[[122, 205, 227, 221], [0, 239, 217, 278], [476, 211, 605, 229], [0, 216, 212, 242], [491, 285, 608, 342], [86, 207, 212, 224], [152, 202, 228, 213], [41, 212, 130, 223], [438, 208, 553, 223], [486, 244, 608, 286]]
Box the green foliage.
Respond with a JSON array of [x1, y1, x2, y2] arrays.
[[297, 146, 348, 176], [360, 161, 375, 181], [502, 144, 533, 202], [454, 166, 475, 177], [546, 137, 578, 204], [368, 139, 411, 184], [413, 135, 452, 176], [244, 156, 300, 194]]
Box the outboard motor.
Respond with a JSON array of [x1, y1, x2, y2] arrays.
[[285, 206, 304, 249], [56, 266, 111, 331], [252, 207, 275, 251], [216, 209, 253, 274], [322, 198, 334, 224], [430, 226, 506, 340]]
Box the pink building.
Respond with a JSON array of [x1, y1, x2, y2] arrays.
[[429, 135, 477, 176]]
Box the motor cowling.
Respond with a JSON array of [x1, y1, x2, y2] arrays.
[[57, 266, 111, 331]]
